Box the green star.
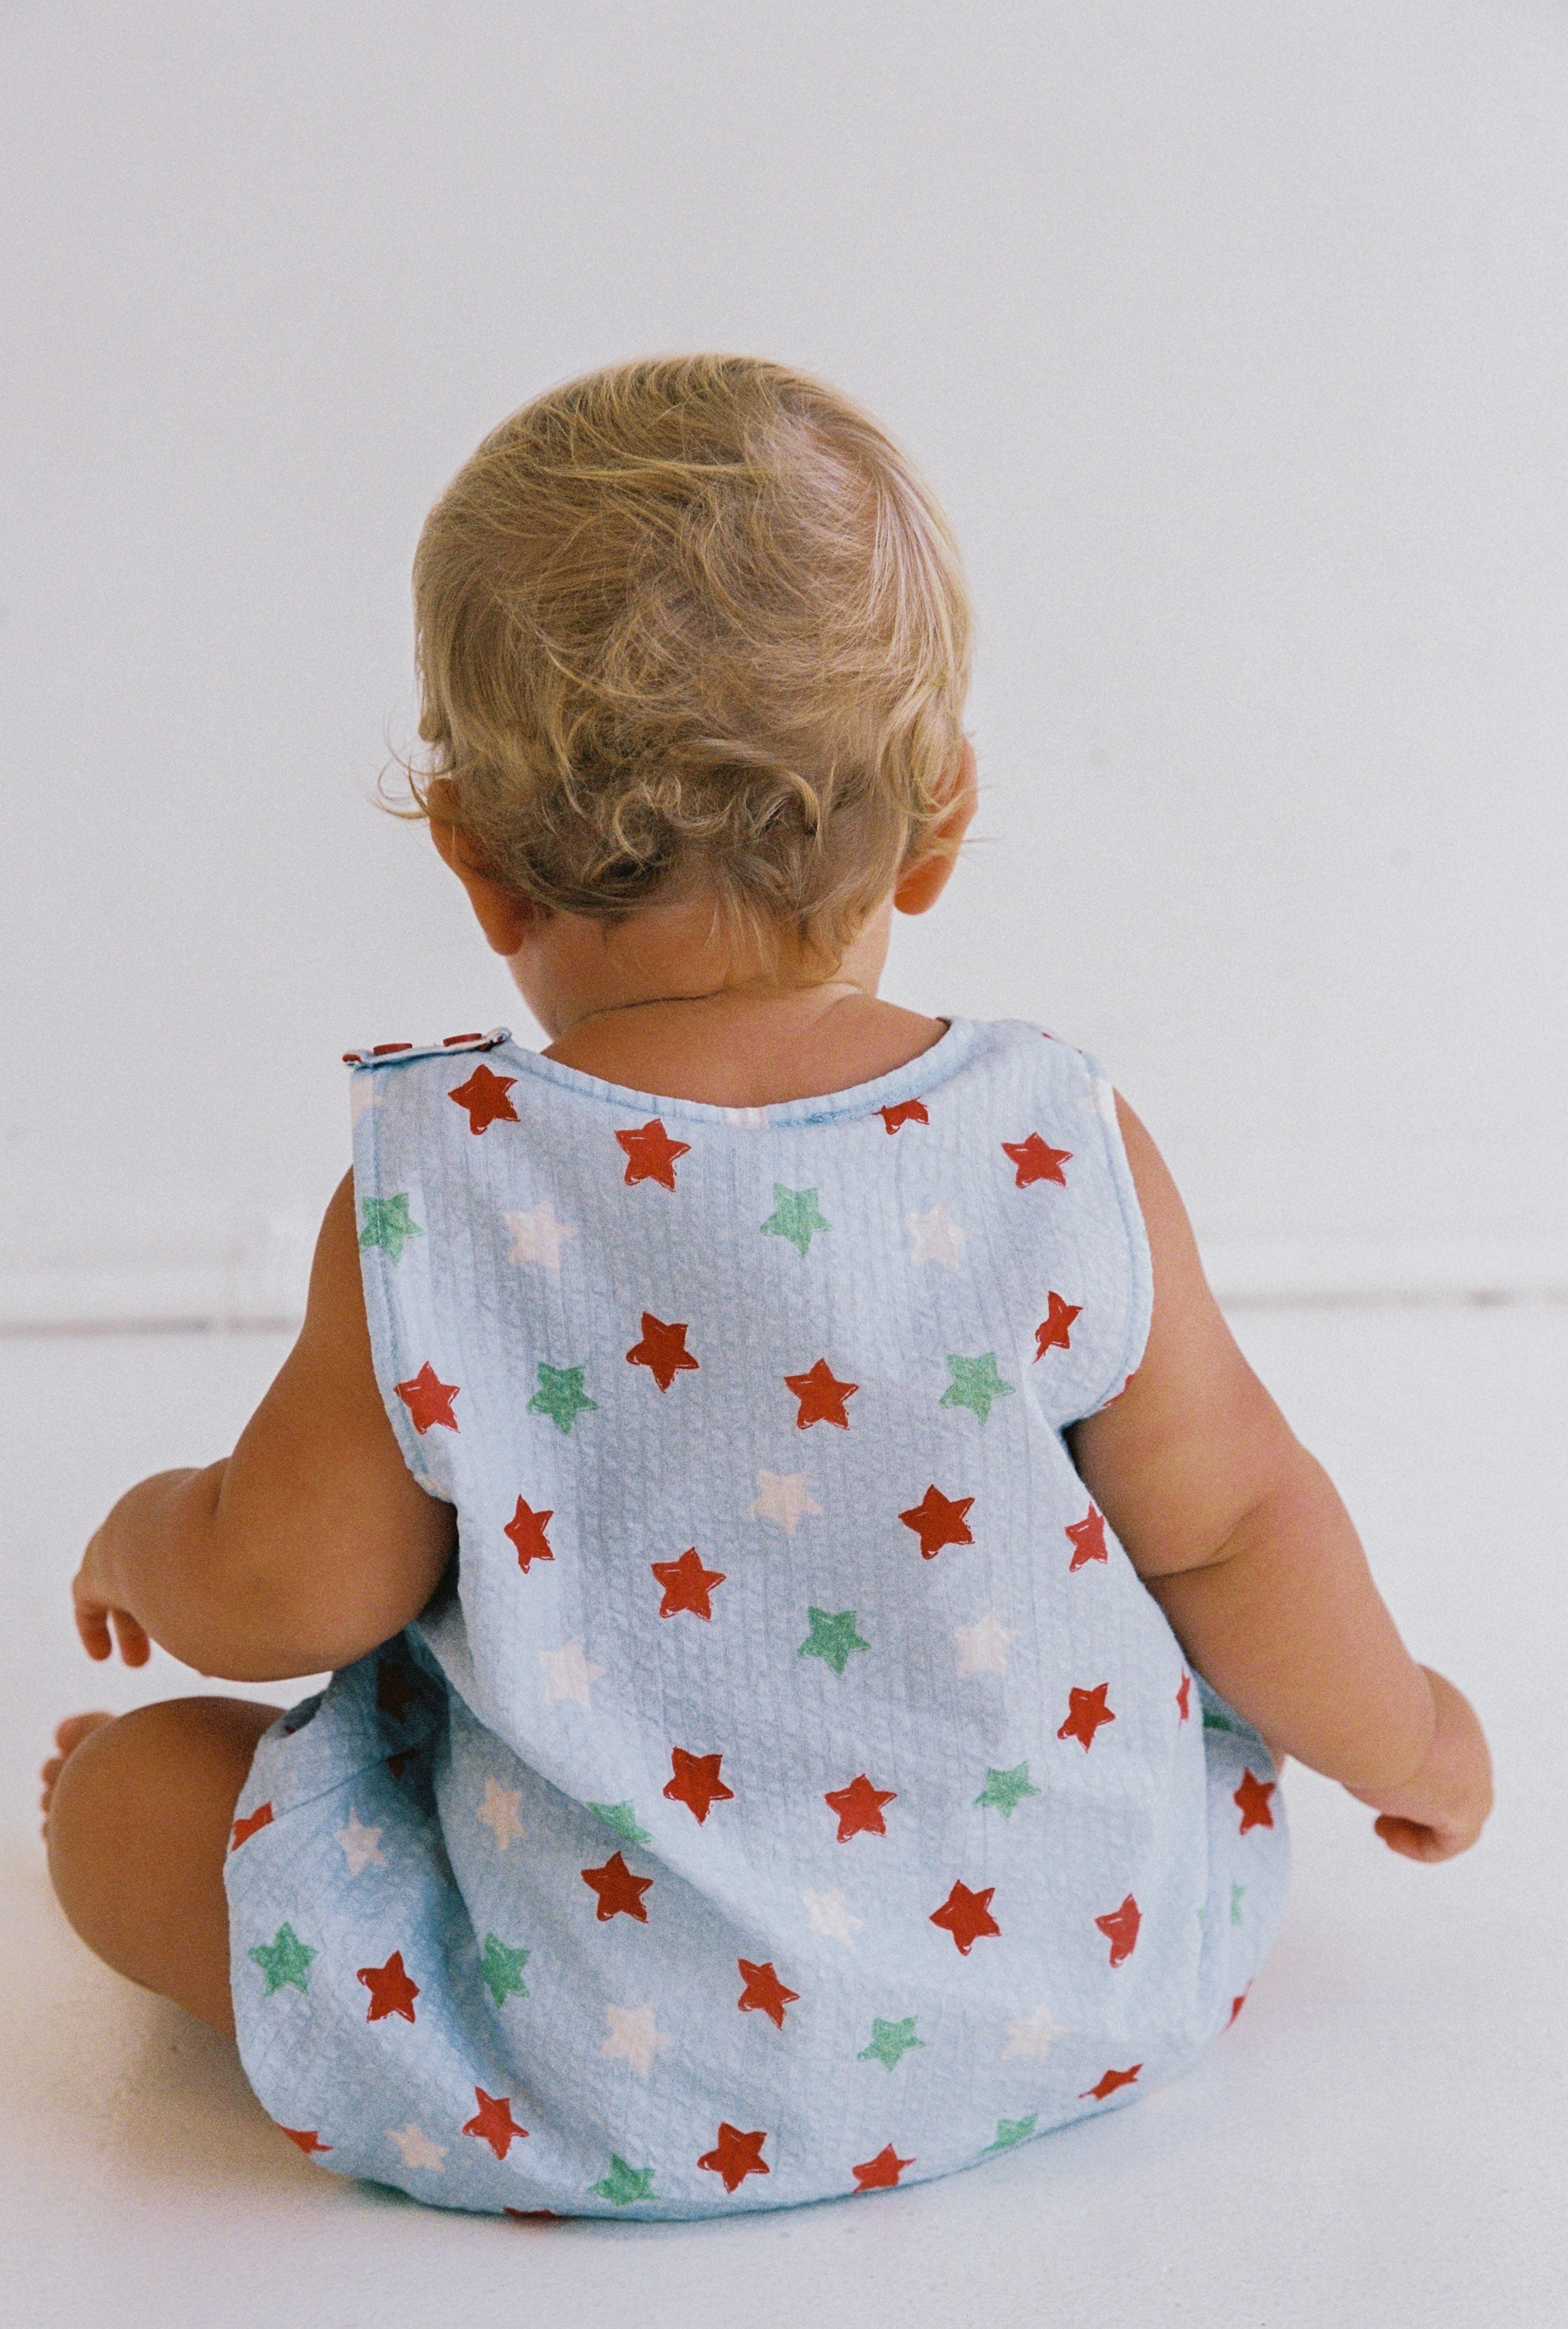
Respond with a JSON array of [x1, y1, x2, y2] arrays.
[[479, 1932, 530, 2009], [358, 1193, 423, 1263], [760, 1184, 832, 1258], [939, 1351, 1017, 1424], [1230, 1881, 1246, 1926], [973, 1762, 1041, 1817], [528, 1362, 598, 1435], [797, 1606, 870, 1677], [249, 1922, 316, 1996], [985, 2114, 1038, 2151], [590, 1801, 652, 1845], [858, 2017, 924, 2070], [592, 2155, 656, 2207]]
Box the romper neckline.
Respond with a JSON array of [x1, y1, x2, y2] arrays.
[[497, 1014, 994, 1130]]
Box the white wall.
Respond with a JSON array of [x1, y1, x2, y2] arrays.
[[4, 1, 1565, 1325]]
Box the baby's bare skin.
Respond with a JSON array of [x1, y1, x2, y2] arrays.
[[42, 749, 1492, 2033]]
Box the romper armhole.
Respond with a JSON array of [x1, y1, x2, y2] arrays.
[[1078, 1057, 1155, 1415], [349, 1060, 450, 1503]]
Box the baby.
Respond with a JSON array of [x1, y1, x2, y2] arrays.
[[41, 357, 1491, 2218]]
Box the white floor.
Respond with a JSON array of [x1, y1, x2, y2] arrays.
[[3, 1308, 1563, 2328]]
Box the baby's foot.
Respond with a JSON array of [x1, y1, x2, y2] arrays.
[[40, 1712, 114, 1833]]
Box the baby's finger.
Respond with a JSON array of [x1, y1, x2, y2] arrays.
[[74, 1603, 113, 1661], [1374, 1812, 1465, 1864], [110, 1608, 152, 1667]]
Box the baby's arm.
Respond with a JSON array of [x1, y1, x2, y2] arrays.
[[72, 1174, 453, 1682], [1070, 1099, 1491, 1861]]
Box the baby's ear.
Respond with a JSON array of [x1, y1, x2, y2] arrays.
[[893, 740, 978, 917], [427, 798, 535, 956]]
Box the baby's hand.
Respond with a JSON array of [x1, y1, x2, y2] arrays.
[[1345, 1667, 1492, 1861], [73, 1522, 152, 1668]]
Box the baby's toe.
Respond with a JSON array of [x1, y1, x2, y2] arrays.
[[54, 1711, 113, 1758]]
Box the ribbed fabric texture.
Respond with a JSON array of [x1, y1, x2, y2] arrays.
[[223, 1018, 1288, 2217]]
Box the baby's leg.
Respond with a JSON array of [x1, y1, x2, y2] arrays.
[[42, 1697, 280, 2037]]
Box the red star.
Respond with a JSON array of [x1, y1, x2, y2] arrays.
[[278, 2125, 331, 2156], [377, 1659, 420, 1721], [1034, 1292, 1082, 1356], [852, 2144, 914, 2191], [616, 1117, 691, 1191], [663, 1748, 734, 1824], [1234, 1768, 1277, 1834], [504, 1497, 555, 1571], [1094, 1893, 1142, 1967], [386, 1748, 418, 1781], [580, 1850, 652, 1922], [229, 1801, 273, 1851], [1176, 1670, 1192, 1721], [463, 2086, 528, 2159], [652, 1547, 726, 1619], [823, 1772, 897, 1841], [1065, 1505, 1109, 1571], [697, 2122, 769, 2193], [357, 1949, 420, 2024], [1057, 1682, 1116, 1751], [929, 1879, 1001, 1955], [1228, 1984, 1252, 2026], [899, 1483, 975, 1559], [878, 1098, 929, 1133], [448, 1063, 519, 1134], [395, 1361, 460, 1434], [737, 1958, 799, 2028], [784, 1357, 859, 1429], [1080, 2063, 1142, 2101], [626, 1312, 700, 1391], [1002, 1132, 1073, 1189]]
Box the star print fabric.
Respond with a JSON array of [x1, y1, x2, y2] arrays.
[[223, 1020, 1287, 2220]]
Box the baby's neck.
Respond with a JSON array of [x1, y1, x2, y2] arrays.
[[544, 983, 948, 1109]]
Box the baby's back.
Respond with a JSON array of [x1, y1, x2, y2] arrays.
[[221, 1017, 1287, 2216]]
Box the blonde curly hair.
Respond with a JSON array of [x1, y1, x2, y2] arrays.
[[407, 355, 972, 958]]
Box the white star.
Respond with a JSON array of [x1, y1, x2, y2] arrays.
[[387, 2122, 446, 2171], [906, 1204, 968, 1268], [539, 1638, 605, 1708], [335, 1805, 386, 1875], [503, 1200, 577, 1273], [750, 1470, 822, 1536], [1003, 2005, 1065, 2061], [476, 1773, 525, 1850], [954, 1609, 1018, 1679], [802, 1887, 864, 1945], [600, 2003, 671, 2077]]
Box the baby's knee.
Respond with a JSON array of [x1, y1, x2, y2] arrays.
[[44, 1698, 253, 1945]]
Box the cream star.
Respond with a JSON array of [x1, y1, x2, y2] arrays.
[[600, 2002, 671, 2077], [802, 1886, 864, 1945], [1002, 2005, 1065, 2061], [349, 1076, 382, 1127], [750, 1469, 822, 1536], [504, 1200, 577, 1274], [539, 1637, 606, 1708], [335, 1805, 386, 1876], [476, 1773, 526, 1849], [954, 1609, 1018, 1679], [905, 1204, 968, 1268], [387, 2122, 447, 2171]]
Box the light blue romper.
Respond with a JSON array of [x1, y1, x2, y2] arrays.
[[224, 1018, 1287, 2216]]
